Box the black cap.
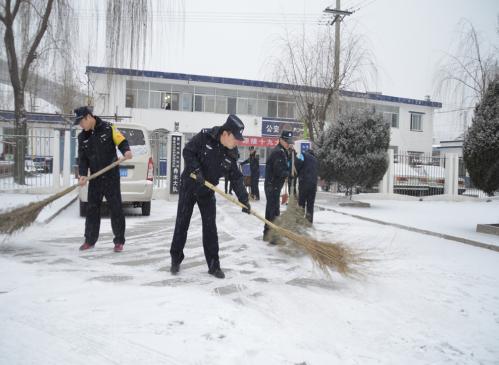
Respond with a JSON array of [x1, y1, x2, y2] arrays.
[[73, 106, 93, 125], [222, 114, 245, 141], [280, 130, 294, 143]]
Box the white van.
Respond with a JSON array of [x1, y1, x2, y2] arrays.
[[79, 123, 154, 216]]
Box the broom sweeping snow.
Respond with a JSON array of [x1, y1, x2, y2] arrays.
[[191, 173, 366, 276], [0, 157, 126, 235]]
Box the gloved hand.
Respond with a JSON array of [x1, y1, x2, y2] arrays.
[[241, 201, 251, 214], [193, 169, 205, 186]]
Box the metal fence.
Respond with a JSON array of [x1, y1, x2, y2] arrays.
[[0, 133, 61, 190], [149, 131, 168, 189], [392, 153, 450, 197]]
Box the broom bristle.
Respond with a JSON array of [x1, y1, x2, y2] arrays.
[[269, 194, 367, 276], [0, 185, 77, 235]]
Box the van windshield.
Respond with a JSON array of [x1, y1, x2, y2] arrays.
[[119, 128, 145, 146]]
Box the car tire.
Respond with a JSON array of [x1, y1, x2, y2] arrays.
[[80, 201, 87, 217], [141, 201, 151, 216]]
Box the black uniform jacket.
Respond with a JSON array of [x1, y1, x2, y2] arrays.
[[78, 117, 130, 177], [264, 142, 289, 191], [182, 126, 249, 203]]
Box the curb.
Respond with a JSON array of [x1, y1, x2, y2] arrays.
[[316, 204, 499, 253], [43, 196, 78, 224]]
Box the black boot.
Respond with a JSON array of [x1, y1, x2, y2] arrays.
[[170, 262, 180, 275], [208, 259, 225, 279]]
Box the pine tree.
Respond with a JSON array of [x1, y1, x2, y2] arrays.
[[317, 110, 390, 196], [463, 77, 499, 196]]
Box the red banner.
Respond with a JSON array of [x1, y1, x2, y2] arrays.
[[239, 136, 278, 147]]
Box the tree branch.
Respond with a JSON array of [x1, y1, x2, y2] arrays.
[[20, 0, 54, 88]]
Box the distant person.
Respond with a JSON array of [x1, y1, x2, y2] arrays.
[[296, 149, 318, 223], [263, 130, 292, 243], [240, 146, 260, 200]]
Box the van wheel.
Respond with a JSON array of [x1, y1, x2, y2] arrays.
[[80, 201, 87, 217], [141, 201, 151, 216]]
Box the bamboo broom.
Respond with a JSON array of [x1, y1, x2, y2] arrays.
[[0, 157, 126, 235], [190, 173, 365, 276]]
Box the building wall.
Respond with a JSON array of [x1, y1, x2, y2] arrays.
[[390, 104, 434, 155], [89, 71, 438, 155]]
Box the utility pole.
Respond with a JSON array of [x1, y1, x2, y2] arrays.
[[324, 1, 352, 124]]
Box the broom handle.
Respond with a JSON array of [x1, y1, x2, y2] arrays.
[[189, 173, 281, 231], [82, 157, 127, 184]]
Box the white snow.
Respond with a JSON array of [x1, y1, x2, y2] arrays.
[[316, 192, 499, 247], [1, 193, 499, 364]]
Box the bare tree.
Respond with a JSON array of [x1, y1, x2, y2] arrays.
[[1, 0, 175, 184], [434, 19, 498, 135], [0, 0, 60, 184], [274, 25, 376, 143]]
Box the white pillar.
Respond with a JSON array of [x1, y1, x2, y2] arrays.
[[63, 130, 71, 187], [444, 153, 458, 196], [379, 149, 394, 194], [165, 132, 185, 201], [52, 130, 60, 190]]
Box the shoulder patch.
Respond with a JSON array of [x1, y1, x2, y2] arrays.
[[111, 125, 126, 146]]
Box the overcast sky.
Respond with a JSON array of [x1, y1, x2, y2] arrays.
[[76, 0, 497, 140], [85, 0, 497, 102]]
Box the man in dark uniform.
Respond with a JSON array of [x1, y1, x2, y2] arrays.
[[170, 114, 251, 279], [241, 146, 260, 200], [75, 106, 132, 252], [296, 149, 318, 223], [263, 130, 293, 242], [287, 146, 298, 197]]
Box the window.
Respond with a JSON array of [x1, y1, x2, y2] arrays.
[[194, 95, 203, 112], [215, 96, 227, 114], [205, 95, 215, 113], [125, 90, 136, 108], [181, 93, 192, 112], [257, 99, 268, 117], [227, 97, 237, 114], [237, 98, 249, 115], [391, 113, 399, 128], [410, 112, 423, 131], [277, 102, 288, 118], [149, 91, 162, 109], [268, 100, 277, 118], [119, 128, 146, 146], [161, 92, 179, 110], [247, 99, 257, 115], [137, 90, 149, 109]]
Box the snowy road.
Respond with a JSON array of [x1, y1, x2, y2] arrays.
[[1, 196, 499, 364]]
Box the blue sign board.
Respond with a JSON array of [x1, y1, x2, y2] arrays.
[[300, 142, 311, 154], [261, 118, 303, 137]]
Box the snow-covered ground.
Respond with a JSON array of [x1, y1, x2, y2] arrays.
[[316, 192, 499, 247], [1, 193, 499, 364]]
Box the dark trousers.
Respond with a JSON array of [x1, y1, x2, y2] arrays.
[[298, 187, 317, 223], [170, 184, 219, 270], [288, 176, 297, 196], [224, 178, 233, 194], [264, 184, 281, 235], [85, 174, 125, 245], [250, 175, 260, 199]]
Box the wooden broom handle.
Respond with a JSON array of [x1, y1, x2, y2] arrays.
[[189, 173, 281, 231], [83, 157, 127, 183]]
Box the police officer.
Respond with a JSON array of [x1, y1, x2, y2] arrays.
[[170, 114, 250, 279], [287, 146, 298, 197], [296, 149, 318, 223], [76, 106, 132, 252], [241, 146, 260, 200], [263, 130, 293, 243]]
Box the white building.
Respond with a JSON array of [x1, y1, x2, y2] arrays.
[[86, 66, 442, 160]]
